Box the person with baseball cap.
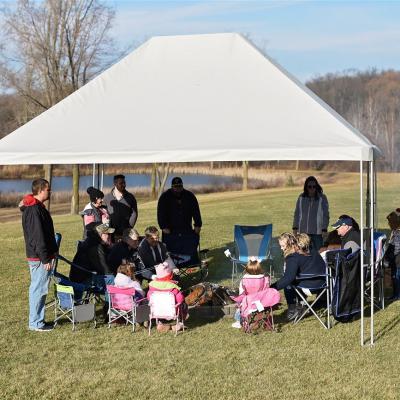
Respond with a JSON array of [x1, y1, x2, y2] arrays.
[[331, 215, 361, 253], [157, 177, 202, 236]]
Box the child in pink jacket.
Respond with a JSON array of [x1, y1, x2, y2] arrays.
[[232, 257, 280, 328], [147, 262, 187, 332]]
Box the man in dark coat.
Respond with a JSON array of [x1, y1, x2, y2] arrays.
[[103, 174, 138, 238], [157, 177, 202, 258], [20, 178, 58, 332], [157, 176, 202, 235]]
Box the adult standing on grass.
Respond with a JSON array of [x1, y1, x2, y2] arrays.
[[104, 174, 138, 239], [292, 176, 329, 252], [20, 178, 58, 332], [157, 177, 202, 236]]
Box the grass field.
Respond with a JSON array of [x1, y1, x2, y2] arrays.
[[1, 174, 399, 400]]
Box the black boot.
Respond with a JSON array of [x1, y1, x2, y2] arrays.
[[286, 303, 298, 321]]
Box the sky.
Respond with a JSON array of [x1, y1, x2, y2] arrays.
[[109, 0, 400, 82]]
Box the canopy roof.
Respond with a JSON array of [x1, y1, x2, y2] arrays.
[[0, 33, 378, 164]]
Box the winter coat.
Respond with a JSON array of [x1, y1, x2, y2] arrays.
[[80, 202, 110, 239], [70, 233, 113, 282], [293, 193, 329, 235], [157, 188, 202, 233], [103, 189, 138, 235], [272, 252, 326, 291], [20, 194, 57, 264]]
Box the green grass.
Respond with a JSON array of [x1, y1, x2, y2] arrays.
[[1, 175, 400, 400]]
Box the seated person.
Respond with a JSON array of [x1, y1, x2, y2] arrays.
[[114, 262, 145, 300], [147, 262, 188, 332], [70, 222, 115, 293], [331, 215, 361, 253], [271, 233, 326, 321], [137, 226, 169, 281], [107, 228, 141, 274], [319, 229, 342, 253]]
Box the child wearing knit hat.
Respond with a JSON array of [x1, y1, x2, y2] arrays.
[[147, 262, 188, 332]]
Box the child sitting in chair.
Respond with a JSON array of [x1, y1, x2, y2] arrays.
[[231, 257, 280, 328], [114, 263, 145, 300], [147, 262, 188, 332], [386, 209, 400, 300]]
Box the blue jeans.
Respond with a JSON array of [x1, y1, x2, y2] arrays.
[[28, 261, 52, 329]]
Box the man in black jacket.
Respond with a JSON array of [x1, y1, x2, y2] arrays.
[[157, 177, 202, 235], [20, 178, 58, 332], [157, 177, 202, 258]]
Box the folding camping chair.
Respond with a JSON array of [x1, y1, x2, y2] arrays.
[[163, 232, 210, 286], [54, 284, 96, 331], [364, 232, 387, 310], [224, 224, 273, 287], [148, 291, 185, 336], [106, 285, 146, 332], [293, 270, 332, 330]]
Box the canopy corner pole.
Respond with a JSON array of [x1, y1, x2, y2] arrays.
[[360, 159, 365, 347], [100, 164, 104, 191], [92, 163, 96, 187], [370, 159, 375, 347]]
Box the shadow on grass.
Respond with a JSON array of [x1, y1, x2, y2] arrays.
[[371, 302, 400, 343]]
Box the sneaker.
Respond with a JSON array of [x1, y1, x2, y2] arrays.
[[29, 324, 53, 332], [286, 304, 298, 321], [231, 321, 241, 329]]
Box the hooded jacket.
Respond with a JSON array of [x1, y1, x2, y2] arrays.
[[20, 194, 57, 264], [293, 193, 329, 235]]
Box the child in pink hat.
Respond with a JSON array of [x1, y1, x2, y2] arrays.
[[147, 262, 188, 332]]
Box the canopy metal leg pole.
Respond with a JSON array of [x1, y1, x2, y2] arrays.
[[360, 160, 364, 347], [92, 163, 96, 187], [100, 164, 104, 191], [370, 159, 375, 346]]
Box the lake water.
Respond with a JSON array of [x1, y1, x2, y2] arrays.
[[0, 173, 243, 193]]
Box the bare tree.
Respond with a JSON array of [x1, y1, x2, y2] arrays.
[[0, 0, 118, 211]]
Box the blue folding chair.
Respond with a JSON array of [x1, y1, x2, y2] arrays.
[[224, 224, 273, 287]]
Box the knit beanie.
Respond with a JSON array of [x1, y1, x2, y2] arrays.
[[87, 186, 104, 202]]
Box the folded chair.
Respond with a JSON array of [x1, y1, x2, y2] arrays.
[[54, 284, 96, 331], [224, 224, 273, 287], [363, 232, 387, 310], [148, 291, 184, 336], [106, 285, 146, 332], [293, 270, 332, 329]]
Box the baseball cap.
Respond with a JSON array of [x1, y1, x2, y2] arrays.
[[331, 217, 353, 229], [171, 176, 183, 187]]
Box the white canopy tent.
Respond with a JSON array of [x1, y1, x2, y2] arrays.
[[0, 33, 380, 345]]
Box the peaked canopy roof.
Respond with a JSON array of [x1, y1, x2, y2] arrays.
[[0, 33, 378, 164]]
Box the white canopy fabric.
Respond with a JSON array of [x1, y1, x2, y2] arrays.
[[0, 33, 378, 165]]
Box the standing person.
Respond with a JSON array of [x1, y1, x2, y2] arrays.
[[20, 178, 58, 332], [157, 177, 202, 258], [292, 176, 329, 252], [104, 174, 138, 239], [386, 209, 400, 300], [80, 186, 110, 241], [157, 176, 202, 235]]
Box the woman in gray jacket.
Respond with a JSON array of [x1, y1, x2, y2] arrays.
[[292, 176, 329, 252]]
